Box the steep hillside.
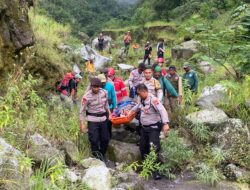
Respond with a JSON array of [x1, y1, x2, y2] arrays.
[[0, 0, 34, 84]]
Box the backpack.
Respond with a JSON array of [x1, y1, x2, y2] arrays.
[[56, 73, 74, 93]]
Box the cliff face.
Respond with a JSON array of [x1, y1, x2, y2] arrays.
[[0, 0, 34, 72], [0, 0, 68, 94]]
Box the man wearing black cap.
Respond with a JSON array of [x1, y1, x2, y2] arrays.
[[128, 63, 146, 98], [79, 77, 112, 162], [143, 41, 152, 65]]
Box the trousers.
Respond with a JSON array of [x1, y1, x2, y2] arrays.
[[88, 120, 110, 159], [140, 124, 162, 160]]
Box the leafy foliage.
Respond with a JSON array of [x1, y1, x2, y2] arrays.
[[38, 0, 129, 36], [124, 144, 161, 179], [160, 130, 194, 179], [196, 162, 224, 187]]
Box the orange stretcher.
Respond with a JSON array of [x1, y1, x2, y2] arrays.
[[111, 112, 136, 125]]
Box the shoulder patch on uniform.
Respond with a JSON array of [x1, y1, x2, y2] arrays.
[[152, 98, 160, 106]]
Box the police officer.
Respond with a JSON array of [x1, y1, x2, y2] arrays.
[[128, 63, 146, 98], [182, 63, 198, 93], [79, 77, 112, 161], [142, 65, 163, 101], [129, 84, 170, 180]]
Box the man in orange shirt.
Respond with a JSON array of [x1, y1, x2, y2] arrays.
[[123, 31, 132, 55]]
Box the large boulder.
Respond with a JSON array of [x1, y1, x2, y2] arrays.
[[112, 127, 138, 144], [82, 165, 112, 190], [186, 107, 228, 127], [223, 164, 250, 182], [108, 140, 141, 164], [0, 0, 34, 80], [0, 138, 31, 189], [215, 119, 250, 168], [198, 61, 214, 75], [196, 84, 227, 109], [113, 170, 144, 190], [27, 133, 65, 166], [80, 44, 112, 71], [60, 140, 80, 166], [216, 119, 249, 149], [92, 35, 112, 50], [118, 64, 134, 72], [171, 40, 199, 60]]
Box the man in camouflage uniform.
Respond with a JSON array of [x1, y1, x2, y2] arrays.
[[129, 84, 170, 180], [165, 65, 182, 116], [79, 78, 111, 161]]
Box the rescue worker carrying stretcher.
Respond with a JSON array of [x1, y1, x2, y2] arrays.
[[128, 84, 170, 180], [79, 77, 112, 162]]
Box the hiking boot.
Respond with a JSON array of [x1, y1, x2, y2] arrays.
[[153, 172, 162, 180]]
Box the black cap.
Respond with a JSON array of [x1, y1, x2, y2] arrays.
[[91, 78, 102, 87], [138, 63, 146, 70], [101, 68, 109, 74], [169, 65, 176, 71]]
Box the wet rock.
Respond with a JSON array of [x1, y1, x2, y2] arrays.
[[171, 40, 199, 60], [223, 164, 249, 181], [112, 127, 138, 144], [196, 84, 227, 109], [108, 140, 141, 164], [186, 107, 228, 127], [27, 133, 65, 166], [82, 165, 112, 190], [0, 138, 31, 190], [114, 170, 144, 190], [198, 61, 214, 75], [80, 157, 105, 169], [116, 182, 144, 190], [61, 140, 80, 166]]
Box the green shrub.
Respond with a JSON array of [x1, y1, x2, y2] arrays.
[[195, 162, 224, 187], [160, 130, 194, 179], [190, 123, 210, 143]]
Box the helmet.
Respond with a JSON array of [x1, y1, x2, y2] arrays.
[[158, 58, 164, 63], [108, 67, 115, 77]]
